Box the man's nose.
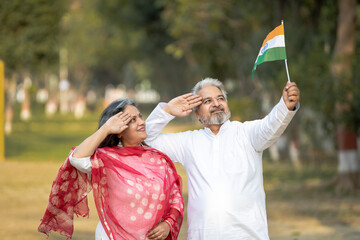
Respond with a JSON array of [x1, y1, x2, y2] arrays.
[[212, 99, 220, 107]]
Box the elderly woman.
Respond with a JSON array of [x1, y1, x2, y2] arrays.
[[38, 99, 184, 240]]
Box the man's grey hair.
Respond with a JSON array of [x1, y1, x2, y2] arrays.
[[191, 78, 227, 110]]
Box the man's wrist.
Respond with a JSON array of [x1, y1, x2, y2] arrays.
[[162, 104, 171, 114]]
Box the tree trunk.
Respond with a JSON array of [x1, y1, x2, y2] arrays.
[[330, 0, 359, 193]]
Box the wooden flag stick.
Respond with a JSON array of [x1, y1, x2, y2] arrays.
[[281, 20, 291, 83]]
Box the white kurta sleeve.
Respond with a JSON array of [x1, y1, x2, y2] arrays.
[[247, 97, 299, 152], [145, 103, 186, 165], [69, 152, 92, 174]]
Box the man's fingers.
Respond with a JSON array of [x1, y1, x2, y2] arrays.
[[183, 95, 202, 109], [188, 96, 202, 104], [186, 94, 202, 101], [287, 96, 298, 102], [287, 90, 299, 97], [285, 82, 297, 89], [181, 93, 194, 99], [188, 101, 202, 109]]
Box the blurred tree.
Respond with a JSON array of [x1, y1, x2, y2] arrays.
[[0, 0, 66, 125], [161, 0, 268, 93], [62, 0, 109, 96], [0, 0, 66, 75], [330, 0, 359, 192], [95, 0, 188, 99]]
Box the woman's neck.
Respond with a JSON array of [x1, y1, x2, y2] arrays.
[[122, 141, 143, 147]]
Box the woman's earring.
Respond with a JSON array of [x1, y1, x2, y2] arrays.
[[117, 138, 123, 147]]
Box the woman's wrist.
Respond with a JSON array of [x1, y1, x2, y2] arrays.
[[100, 122, 111, 136], [163, 220, 172, 232]]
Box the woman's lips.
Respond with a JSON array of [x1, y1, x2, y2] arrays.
[[138, 127, 146, 132]]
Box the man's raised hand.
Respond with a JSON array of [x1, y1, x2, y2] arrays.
[[163, 93, 202, 117], [282, 82, 300, 111]]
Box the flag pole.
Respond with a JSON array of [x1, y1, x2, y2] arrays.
[[285, 60, 291, 83], [282, 20, 291, 83]]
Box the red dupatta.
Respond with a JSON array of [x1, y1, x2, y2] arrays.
[[38, 146, 184, 240], [38, 148, 91, 238]]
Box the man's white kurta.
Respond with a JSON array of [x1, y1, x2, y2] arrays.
[[145, 98, 298, 240]]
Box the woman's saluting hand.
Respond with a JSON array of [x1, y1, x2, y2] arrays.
[[73, 111, 132, 158], [103, 111, 132, 135]]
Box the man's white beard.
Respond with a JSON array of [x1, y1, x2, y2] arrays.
[[200, 108, 231, 125]]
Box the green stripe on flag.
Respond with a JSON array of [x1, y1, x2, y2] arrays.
[[252, 47, 287, 78]]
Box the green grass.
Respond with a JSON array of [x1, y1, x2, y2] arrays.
[[5, 113, 99, 162], [4, 109, 200, 162]]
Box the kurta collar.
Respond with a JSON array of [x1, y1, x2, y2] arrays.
[[203, 120, 231, 136]]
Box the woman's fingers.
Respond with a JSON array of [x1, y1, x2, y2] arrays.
[[122, 114, 132, 125], [114, 112, 132, 124], [147, 226, 164, 239], [147, 229, 160, 239], [147, 222, 170, 240], [115, 111, 129, 119], [148, 232, 163, 240]]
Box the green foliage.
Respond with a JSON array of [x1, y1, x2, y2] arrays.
[[2, 0, 360, 153], [94, 0, 190, 97], [161, 0, 270, 80], [228, 96, 260, 121], [0, 0, 66, 74]]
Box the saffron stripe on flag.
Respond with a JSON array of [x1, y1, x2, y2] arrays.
[[260, 25, 284, 48]]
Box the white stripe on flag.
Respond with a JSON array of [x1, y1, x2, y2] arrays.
[[258, 35, 285, 57]]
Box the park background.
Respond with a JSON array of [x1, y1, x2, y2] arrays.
[[1, 0, 360, 239]]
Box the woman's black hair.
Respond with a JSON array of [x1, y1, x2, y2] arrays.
[[98, 98, 136, 148]]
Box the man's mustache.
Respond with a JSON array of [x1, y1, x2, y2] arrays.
[[210, 106, 225, 114]]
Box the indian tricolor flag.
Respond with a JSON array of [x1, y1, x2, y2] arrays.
[[252, 23, 287, 78]]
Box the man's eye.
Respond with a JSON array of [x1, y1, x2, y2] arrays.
[[204, 100, 210, 104]]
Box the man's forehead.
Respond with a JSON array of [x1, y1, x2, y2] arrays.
[[197, 85, 222, 97]]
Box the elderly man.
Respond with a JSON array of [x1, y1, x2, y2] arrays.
[[145, 78, 300, 240]]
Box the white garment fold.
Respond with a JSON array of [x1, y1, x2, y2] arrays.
[[145, 97, 299, 240]]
